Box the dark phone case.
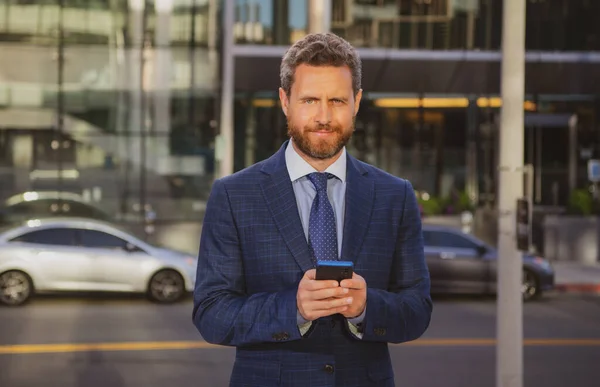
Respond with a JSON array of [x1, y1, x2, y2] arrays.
[[315, 264, 354, 282]]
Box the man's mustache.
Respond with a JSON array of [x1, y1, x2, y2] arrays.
[[306, 125, 341, 132]]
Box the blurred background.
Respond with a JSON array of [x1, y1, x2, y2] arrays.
[[0, 1, 599, 386], [1, 0, 600, 256]]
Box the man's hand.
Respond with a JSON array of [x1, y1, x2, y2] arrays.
[[339, 273, 367, 318], [297, 269, 353, 321]]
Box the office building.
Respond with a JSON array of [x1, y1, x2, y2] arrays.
[[1, 0, 599, 224]]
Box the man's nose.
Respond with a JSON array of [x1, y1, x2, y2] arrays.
[[315, 103, 332, 125]]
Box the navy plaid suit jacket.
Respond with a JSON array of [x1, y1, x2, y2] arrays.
[[193, 141, 432, 387]]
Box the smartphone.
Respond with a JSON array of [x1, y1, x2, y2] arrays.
[[315, 260, 354, 283]]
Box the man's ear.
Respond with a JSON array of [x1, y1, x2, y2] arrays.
[[279, 87, 289, 117], [354, 89, 363, 116]]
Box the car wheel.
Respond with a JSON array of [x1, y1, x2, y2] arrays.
[[522, 269, 540, 301], [0, 270, 33, 306], [147, 270, 185, 304]]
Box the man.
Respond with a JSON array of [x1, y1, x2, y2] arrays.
[[193, 33, 432, 387]]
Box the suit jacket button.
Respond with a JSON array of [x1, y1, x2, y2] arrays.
[[323, 364, 334, 374], [374, 328, 386, 336], [281, 332, 290, 340]]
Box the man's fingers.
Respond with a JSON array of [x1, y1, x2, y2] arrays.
[[311, 305, 349, 319], [303, 279, 340, 291], [309, 297, 353, 311], [304, 269, 316, 280], [304, 286, 348, 301], [340, 276, 366, 289]]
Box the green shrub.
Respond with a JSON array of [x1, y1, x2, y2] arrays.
[[568, 189, 594, 215]]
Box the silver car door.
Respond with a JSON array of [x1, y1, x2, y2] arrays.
[[9, 228, 94, 290], [77, 229, 151, 291]]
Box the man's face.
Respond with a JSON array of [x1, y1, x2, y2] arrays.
[[279, 64, 362, 160]]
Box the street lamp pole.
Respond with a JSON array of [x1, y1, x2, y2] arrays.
[[217, 0, 235, 178], [496, 0, 527, 386]]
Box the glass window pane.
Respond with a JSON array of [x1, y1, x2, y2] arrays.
[[428, 231, 477, 249], [79, 229, 128, 249], [11, 228, 77, 246]]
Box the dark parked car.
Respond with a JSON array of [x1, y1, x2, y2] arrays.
[[0, 192, 112, 226], [423, 224, 555, 300]]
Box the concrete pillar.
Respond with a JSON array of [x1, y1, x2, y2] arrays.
[[272, 0, 290, 44], [466, 96, 479, 206], [568, 115, 579, 195], [308, 0, 331, 33], [127, 0, 144, 169], [153, 0, 173, 173], [245, 96, 256, 168], [496, 0, 526, 386]]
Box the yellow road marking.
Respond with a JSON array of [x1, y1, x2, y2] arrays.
[[0, 338, 599, 355], [403, 338, 600, 346], [0, 341, 217, 355]]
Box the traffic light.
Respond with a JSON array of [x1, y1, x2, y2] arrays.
[[516, 198, 530, 252]]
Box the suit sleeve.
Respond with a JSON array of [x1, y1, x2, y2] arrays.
[[360, 180, 433, 343], [192, 179, 302, 347]]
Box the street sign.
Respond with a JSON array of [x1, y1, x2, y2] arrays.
[[588, 159, 600, 183]]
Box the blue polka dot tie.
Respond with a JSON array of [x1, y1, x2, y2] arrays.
[[307, 172, 338, 263]]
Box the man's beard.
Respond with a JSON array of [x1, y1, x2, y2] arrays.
[[287, 119, 354, 160]]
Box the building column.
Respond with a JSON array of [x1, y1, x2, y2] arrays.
[[466, 96, 479, 206], [124, 0, 145, 214], [308, 0, 331, 33], [153, 0, 173, 173], [127, 0, 145, 170], [245, 95, 256, 168], [272, 0, 290, 44]]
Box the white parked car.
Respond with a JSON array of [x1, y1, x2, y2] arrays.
[[0, 218, 197, 306]]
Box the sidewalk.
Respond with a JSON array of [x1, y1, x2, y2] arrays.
[[552, 261, 600, 295]]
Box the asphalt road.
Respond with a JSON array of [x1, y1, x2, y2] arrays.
[[0, 293, 599, 387]]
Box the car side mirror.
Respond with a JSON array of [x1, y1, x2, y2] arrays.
[[124, 243, 138, 253], [476, 245, 488, 256]]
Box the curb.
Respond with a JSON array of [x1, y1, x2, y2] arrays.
[[554, 283, 600, 295]]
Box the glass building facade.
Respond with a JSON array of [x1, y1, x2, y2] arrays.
[[0, 0, 220, 236], [0, 0, 599, 253], [232, 0, 600, 215]]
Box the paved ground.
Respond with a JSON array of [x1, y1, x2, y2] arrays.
[[0, 293, 599, 387]]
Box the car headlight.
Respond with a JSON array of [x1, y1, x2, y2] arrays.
[[533, 257, 552, 271]]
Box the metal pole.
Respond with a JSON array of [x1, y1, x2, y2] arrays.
[[497, 0, 526, 386], [189, 0, 197, 142], [217, 0, 235, 178], [57, 0, 64, 196], [140, 11, 148, 228]]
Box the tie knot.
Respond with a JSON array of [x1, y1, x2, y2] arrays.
[[307, 172, 333, 192]]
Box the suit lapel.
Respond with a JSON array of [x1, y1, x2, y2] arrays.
[[260, 142, 314, 272], [341, 154, 374, 263]]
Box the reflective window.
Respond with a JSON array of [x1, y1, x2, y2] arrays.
[[78, 229, 131, 249], [0, 0, 221, 233], [331, 0, 600, 51], [234, 0, 308, 45], [424, 230, 478, 249], [10, 228, 77, 246], [0, 199, 110, 224]]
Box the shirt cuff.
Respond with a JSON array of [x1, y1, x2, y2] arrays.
[[347, 306, 366, 325], [346, 306, 366, 339], [297, 310, 312, 336]]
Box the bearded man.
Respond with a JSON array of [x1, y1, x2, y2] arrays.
[[192, 32, 432, 387]]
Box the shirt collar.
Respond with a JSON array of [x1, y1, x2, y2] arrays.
[[285, 139, 347, 183]]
